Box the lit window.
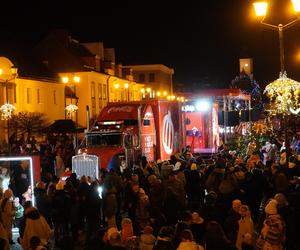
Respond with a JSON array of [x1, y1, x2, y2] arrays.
[[37, 89, 40, 104], [27, 88, 32, 104], [103, 84, 106, 100], [53, 90, 56, 104], [98, 83, 102, 99], [91, 82, 95, 98]]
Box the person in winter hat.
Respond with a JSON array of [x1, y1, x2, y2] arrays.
[[1, 188, 16, 244], [140, 225, 156, 250], [55, 180, 65, 191], [236, 205, 254, 250], [20, 207, 53, 250], [121, 218, 134, 241], [177, 229, 204, 250], [265, 199, 278, 215]]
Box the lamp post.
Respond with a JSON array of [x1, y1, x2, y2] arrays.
[[253, 1, 300, 166], [0, 66, 18, 153]]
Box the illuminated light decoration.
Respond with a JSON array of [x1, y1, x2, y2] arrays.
[[146, 88, 151, 93], [264, 72, 300, 114], [171, 95, 176, 100], [124, 83, 129, 89], [114, 83, 120, 89], [163, 91, 167, 96], [167, 96, 171, 100], [73, 76, 80, 83], [0, 156, 35, 206], [195, 100, 211, 112], [156, 91, 161, 97], [289, 107, 300, 114], [253, 2, 268, 17], [252, 121, 268, 134], [0, 103, 16, 120], [141, 88, 145, 93], [62, 76, 69, 83], [292, 0, 300, 12], [65, 104, 78, 118], [0, 68, 2, 75]]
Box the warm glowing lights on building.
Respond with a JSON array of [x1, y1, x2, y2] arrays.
[[62, 76, 69, 83], [253, 2, 268, 17], [124, 83, 129, 89], [73, 76, 80, 83]]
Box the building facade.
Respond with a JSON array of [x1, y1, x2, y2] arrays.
[[122, 64, 174, 96]]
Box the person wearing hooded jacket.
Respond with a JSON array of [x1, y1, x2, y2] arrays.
[[19, 206, 53, 250], [0, 188, 16, 244]]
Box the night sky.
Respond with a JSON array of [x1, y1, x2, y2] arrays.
[[1, 0, 300, 89]]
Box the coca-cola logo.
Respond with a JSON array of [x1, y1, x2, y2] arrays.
[[162, 111, 174, 155], [107, 106, 133, 113]]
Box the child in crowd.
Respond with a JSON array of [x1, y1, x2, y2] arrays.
[[13, 197, 24, 229]]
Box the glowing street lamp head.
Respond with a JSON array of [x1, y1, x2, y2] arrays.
[[146, 87, 151, 93], [62, 76, 69, 83], [163, 91, 167, 96], [114, 83, 120, 89], [124, 83, 129, 89], [73, 76, 80, 83], [253, 2, 268, 17], [292, 0, 300, 12], [156, 91, 161, 96], [141, 88, 145, 93]]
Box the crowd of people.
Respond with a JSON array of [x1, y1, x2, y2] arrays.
[[0, 136, 300, 249]]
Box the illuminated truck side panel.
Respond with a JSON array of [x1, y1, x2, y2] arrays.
[[141, 105, 156, 161], [156, 101, 181, 161]]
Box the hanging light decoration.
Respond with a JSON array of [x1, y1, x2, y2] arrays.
[[0, 103, 16, 120], [264, 72, 300, 114], [65, 104, 78, 118]]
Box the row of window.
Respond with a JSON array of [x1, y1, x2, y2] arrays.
[[91, 82, 107, 100], [25, 88, 57, 105], [138, 73, 155, 83]]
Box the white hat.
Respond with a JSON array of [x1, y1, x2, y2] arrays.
[[265, 199, 278, 215], [173, 162, 181, 171]]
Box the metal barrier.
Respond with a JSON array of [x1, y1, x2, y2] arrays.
[[72, 154, 99, 180]]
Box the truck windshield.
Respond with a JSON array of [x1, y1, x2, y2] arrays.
[[87, 133, 122, 147]]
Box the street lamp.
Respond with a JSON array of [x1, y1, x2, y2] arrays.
[[253, 1, 300, 74], [0, 66, 18, 152], [253, 0, 300, 166]]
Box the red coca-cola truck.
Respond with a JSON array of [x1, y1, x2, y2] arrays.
[[81, 100, 183, 169]]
